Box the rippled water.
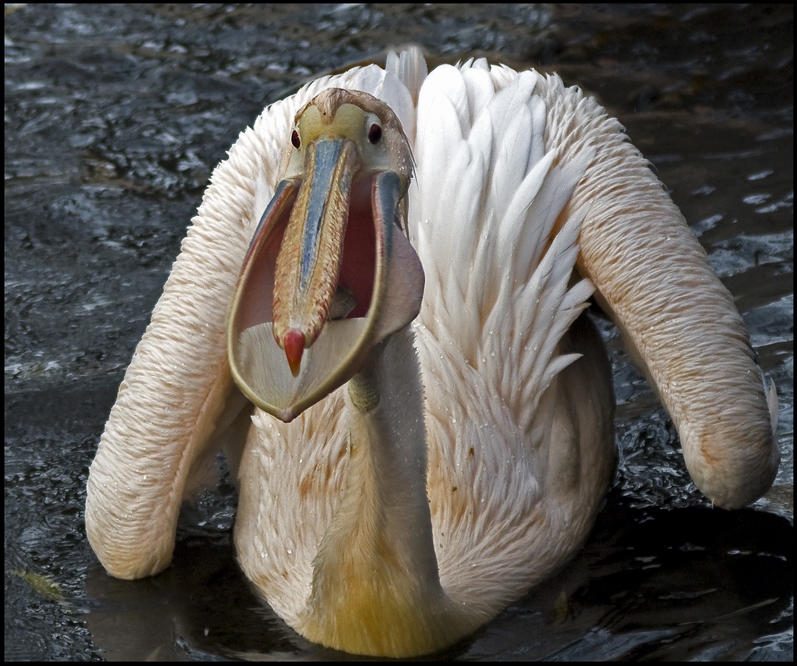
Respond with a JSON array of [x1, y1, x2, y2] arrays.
[[5, 4, 792, 661]]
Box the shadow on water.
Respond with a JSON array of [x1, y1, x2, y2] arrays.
[[5, 3, 793, 661]]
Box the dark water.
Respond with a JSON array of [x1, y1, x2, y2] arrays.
[[5, 4, 792, 661]]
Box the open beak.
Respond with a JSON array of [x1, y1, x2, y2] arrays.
[[227, 91, 424, 423]]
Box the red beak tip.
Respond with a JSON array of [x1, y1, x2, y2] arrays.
[[284, 330, 306, 377]]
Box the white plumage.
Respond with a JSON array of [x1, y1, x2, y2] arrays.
[[85, 48, 778, 657]]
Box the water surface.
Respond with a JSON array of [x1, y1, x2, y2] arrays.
[[5, 4, 792, 661]]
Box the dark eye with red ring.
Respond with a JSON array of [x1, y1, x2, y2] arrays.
[[291, 130, 301, 149], [368, 124, 382, 144]]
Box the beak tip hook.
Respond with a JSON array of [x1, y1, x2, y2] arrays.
[[284, 329, 306, 377]]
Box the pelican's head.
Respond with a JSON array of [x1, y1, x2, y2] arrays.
[[227, 89, 424, 422]]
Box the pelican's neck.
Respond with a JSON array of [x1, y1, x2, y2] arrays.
[[297, 327, 472, 657]]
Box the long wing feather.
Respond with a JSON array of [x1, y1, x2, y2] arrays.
[[385, 46, 428, 113]]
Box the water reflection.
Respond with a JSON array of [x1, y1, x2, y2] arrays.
[[79, 501, 792, 661]]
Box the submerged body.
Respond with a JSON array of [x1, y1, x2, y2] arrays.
[[85, 48, 778, 657]]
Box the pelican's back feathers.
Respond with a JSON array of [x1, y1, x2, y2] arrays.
[[408, 57, 612, 610], [412, 62, 596, 428]]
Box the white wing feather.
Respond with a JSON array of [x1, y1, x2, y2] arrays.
[[410, 60, 593, 437]]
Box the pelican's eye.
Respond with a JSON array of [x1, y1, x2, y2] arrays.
[[291, 129, 301, 149], [368, 123, 382, 145]]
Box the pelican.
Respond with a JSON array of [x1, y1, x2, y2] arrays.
[[85, 47, 779, 657]]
